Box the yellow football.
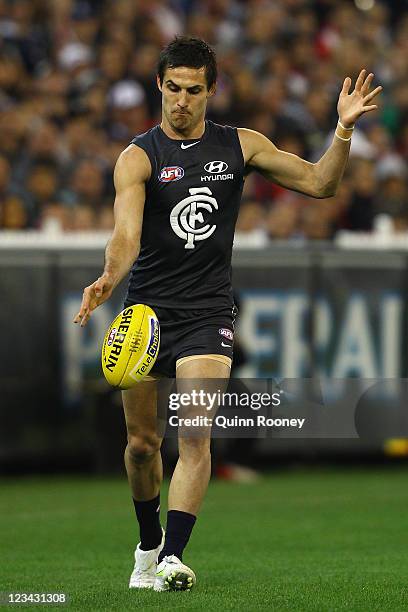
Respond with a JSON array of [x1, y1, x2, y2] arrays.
[[101, 304, 160, 389]]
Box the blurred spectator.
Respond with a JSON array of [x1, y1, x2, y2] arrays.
[[266, 197, 300, 240], [234, 199, 268, 248], [23, 160, 60, 225], [301, 201, 334, 241], [70, 1, 100, 47], [13, 119, 62, 185], [345, 159, 376, 231], [71, 204, 96, 231], [375, 174, 408, 232], [38, 202, 71, 233], [0, 155, 11, 203], [1, 195, 28, 229], [98, 205, 114, 231], [63, 159, 106, 209], [0, 0, 405, 237], [63, 114, 96, 163], [108, 80, 149, 140]]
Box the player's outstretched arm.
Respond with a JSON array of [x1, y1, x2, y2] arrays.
[[239, 69, 382, 198], [73, 144, 151, 327]]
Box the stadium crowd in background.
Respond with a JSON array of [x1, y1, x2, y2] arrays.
[[0, 0, 407, 240]]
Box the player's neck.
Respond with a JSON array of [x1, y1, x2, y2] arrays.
[[160, 117, 206, 141]]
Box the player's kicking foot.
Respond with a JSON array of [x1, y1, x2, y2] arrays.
[[129, 529, 165, 589], [154, 555, 196, 592]]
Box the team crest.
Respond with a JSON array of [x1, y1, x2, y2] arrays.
[[159, 166, 184, 182], [170, 186, 218, 249]]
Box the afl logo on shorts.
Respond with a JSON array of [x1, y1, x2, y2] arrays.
[[219, 328, 233, 341], [159, 166, 184, 182], [170, 186, 218, 249]]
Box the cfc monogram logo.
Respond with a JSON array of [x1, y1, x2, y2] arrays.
[[170, 187, 218, 249]]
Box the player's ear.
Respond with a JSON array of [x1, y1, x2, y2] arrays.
[[156, 75, 162, 92]]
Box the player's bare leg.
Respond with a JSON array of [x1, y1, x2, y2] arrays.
[[155, 356, 231, 591], [170, 356, 231, 514], [123, 379, 164, 588], [123, 379, 163, 501]]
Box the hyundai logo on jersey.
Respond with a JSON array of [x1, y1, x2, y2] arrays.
[[204, 161, 229, 173]]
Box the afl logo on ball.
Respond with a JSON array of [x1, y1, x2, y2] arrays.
[[107, 327, 117, 346], [159, 166, 184, 182]]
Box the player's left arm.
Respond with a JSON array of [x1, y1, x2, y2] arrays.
[[238, 70, 382, 198]]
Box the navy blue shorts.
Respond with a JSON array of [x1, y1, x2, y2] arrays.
[[123, 302, 237, 378]]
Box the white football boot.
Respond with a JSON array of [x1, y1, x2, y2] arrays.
[[129, 529, 165, 589], [154, 555, 196, 592]]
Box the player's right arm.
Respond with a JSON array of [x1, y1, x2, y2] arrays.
[[73, 144, 151, 327]]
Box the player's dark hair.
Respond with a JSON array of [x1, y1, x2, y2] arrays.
[[157, 36, 217, 90]]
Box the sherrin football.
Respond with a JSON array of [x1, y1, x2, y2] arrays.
[[101, 304, 160, 389]]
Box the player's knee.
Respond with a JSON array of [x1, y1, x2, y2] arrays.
[[178, 437, 211, 464], [126, 434, 161, 465]]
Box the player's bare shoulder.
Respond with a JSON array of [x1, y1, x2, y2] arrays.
[[237, 128, 274, 166], [114, 144, 152, 189]]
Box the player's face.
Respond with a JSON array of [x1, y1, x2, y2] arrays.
[[158, 66, 215, 135]]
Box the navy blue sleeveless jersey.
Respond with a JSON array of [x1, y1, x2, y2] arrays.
[[126, 120, 245, 310]]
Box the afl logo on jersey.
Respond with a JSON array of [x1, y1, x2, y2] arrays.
[[159, 166, 184, 182], [170, 186, 218, 249]]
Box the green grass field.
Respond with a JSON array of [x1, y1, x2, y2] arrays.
[[1, 468, 408, 611]]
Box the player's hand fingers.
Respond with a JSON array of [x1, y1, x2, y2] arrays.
[[361, 72, 374, 94], [73, 311, 82, 323], [364, 85, 382, 103], [362, 104, 378, 113], [94, 277, 105, 298], [73, 286, 93, 323], [354, 69, 366, 92], [80, 309, 91, 327], [74, 277, 113, 324], [341, 77, 351, 95]]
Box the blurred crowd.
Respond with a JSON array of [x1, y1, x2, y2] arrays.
[[0, 0, 407, 240]]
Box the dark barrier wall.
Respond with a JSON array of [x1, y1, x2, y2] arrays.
[[1, 245, 407, 469], [234, 249, 407, 379]]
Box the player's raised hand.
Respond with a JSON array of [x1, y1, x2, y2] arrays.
[[337, 69, 382, 128], [73, 274, 114, 327]]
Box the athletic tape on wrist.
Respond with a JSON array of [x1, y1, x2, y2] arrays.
[[335, 130, 352, 142], [338, 119, 354, 131]]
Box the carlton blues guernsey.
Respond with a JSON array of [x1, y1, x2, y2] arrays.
[[126, 120, 245, 310]]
